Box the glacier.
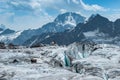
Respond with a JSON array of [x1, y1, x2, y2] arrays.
[[0, 43, 120, 80]]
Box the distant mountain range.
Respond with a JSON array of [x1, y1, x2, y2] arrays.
[[24, 14, 120, 46], [0, 24, 22, 44], [1, 12, 120, 46], [11, 12, 86, 45], [0, 24, 15, 35]]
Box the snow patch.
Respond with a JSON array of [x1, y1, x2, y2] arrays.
[[0, 31, 22, 43]]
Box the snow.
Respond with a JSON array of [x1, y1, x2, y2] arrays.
[[45, 35, 50, 39], [29, 38, 38, 47], [0, 46, 78, 80], [0, 43, 120, 80], [83, 29, 100, 37], [0, 31, 22, 43], [83, 28, 109, 38], [57, 13, 77, 27], [64, 13, 76, 26]]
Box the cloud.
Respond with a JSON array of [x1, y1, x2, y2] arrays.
[[0, 0, 83, 17], [0, 12, 15, 28], [0, 0, 108, 15], [8, 0, 36, 12], [80, 0, 107, 11], [107, 14, 120, 21], [72, 0, 79, 4], [0, 0, 82, 29], [60, 9, 67, 13], [0, 0, 110, 30]]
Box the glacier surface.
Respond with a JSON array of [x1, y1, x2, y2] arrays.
[[0, 43, 120, 80]]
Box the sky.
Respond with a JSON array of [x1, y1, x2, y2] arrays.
[[0, 0, 120, 30]]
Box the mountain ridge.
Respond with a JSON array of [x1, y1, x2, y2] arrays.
[[1, 13, 120, 46], [26, 14, 120, 46], [12, 12, 86, 45]]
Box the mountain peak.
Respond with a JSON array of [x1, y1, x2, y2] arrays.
[[115, 18, 120, 23], [94, 14, 105, 18], [88, 14, 109, 23], [88, 14, 98, 21], [40, 12, 86, 33], [54, 12, 85, 25]]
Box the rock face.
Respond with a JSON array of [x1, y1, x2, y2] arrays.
[[24, 23, 85, 46], [0, 42, 6, 49]]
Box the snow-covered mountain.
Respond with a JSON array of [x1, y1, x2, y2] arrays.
[[12, 12, 85, 45], [0, 24, 16, 35], [0, 29, 15, 35], [0, 24, 22, 44], [29, 14, 120, 46], [41, 12, 85, 33], [0, 31, 22, 44], [2, 13, 120, 46]]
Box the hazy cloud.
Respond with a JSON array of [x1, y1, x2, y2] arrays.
[[60, 9, 67, 13], [80, 0, 107, 11], [72, 0, 79, 4], [0, 0, 110, 30]]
